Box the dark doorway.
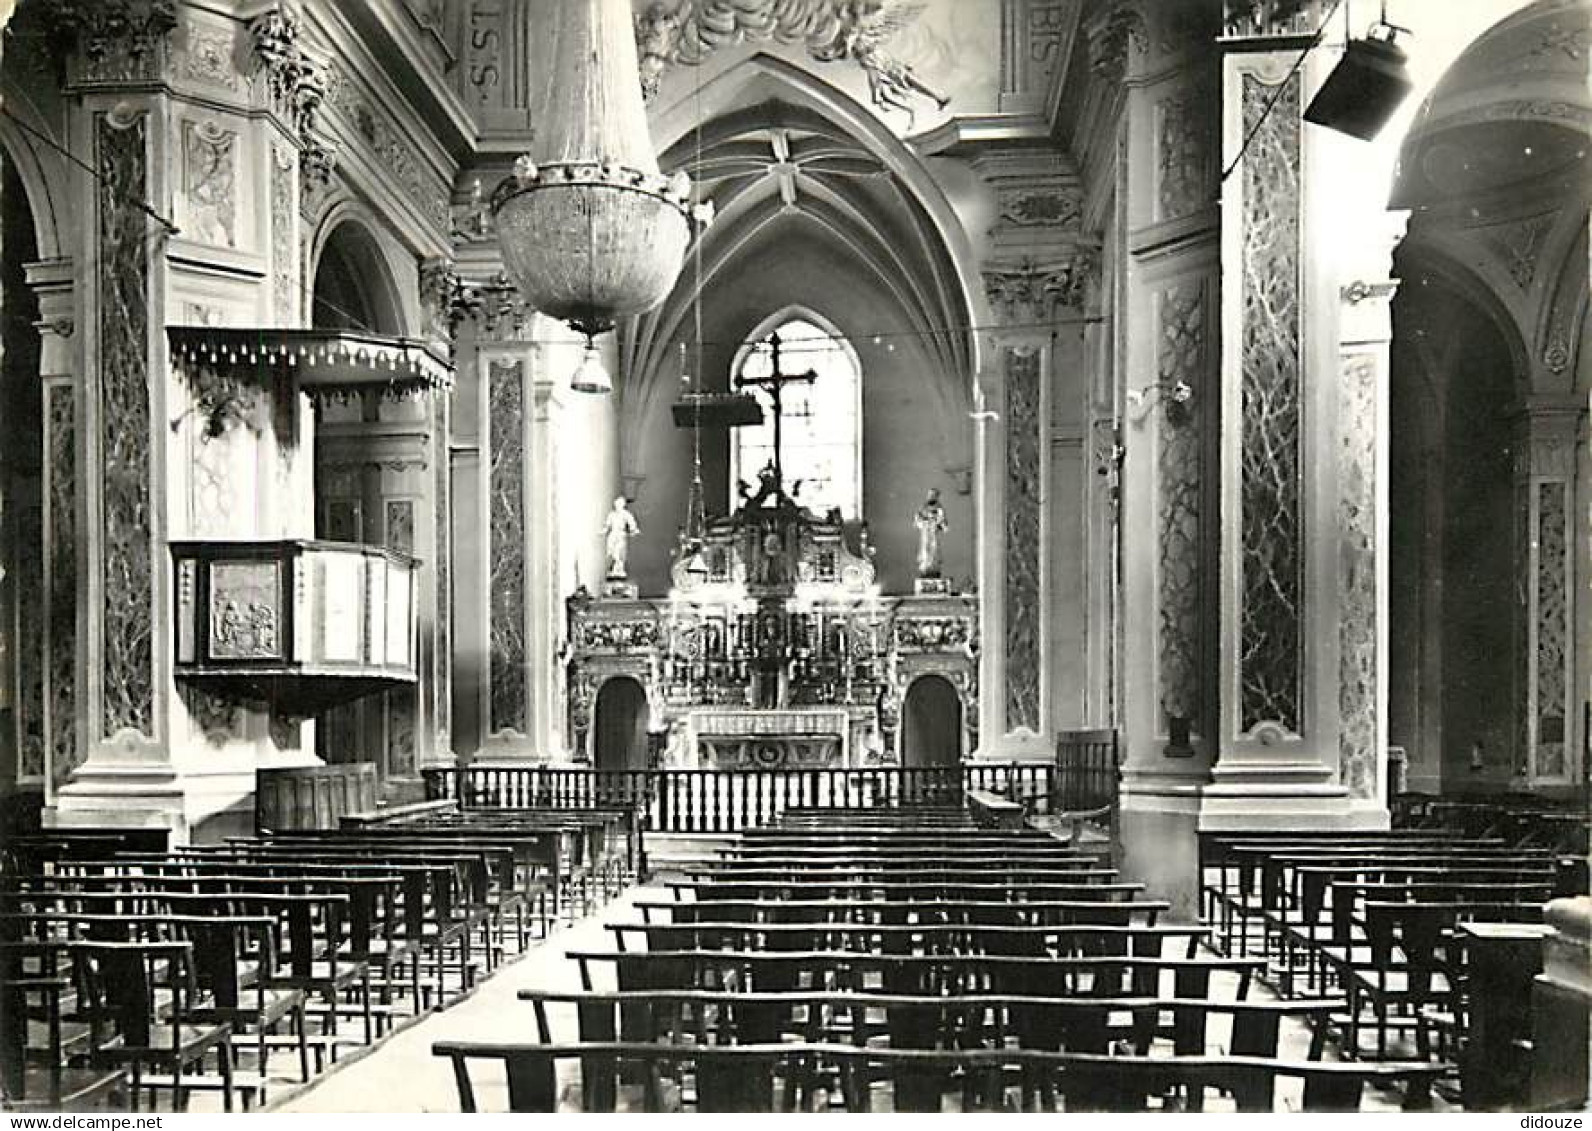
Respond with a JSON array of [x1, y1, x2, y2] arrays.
[[902, 675, 962, 768], [594, 678, 649, 772]]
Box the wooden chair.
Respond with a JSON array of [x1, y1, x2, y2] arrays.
[[73, 939, 240, 1111], [0, 940, 126, 1111]]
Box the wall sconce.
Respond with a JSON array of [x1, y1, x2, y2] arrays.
[[1126, 380, 1194, 422]]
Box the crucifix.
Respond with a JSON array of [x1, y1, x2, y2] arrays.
[[734, 331, 817, 505]]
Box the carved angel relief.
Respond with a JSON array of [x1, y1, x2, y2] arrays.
[[635, 0, 949, 123]]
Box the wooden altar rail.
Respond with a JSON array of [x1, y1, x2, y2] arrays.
[[420, 764, 1057, 834]]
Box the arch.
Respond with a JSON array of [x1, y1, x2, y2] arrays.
[[901, 675, 963, 769], [649, 51, 983, 345], [592, 677, 650, 772], [0, 80, 69, 260], [307, 209, 410, 336], [622, 53, 983, 453], [729, 305, 864, 517], [1392, 241, 1533, 397]]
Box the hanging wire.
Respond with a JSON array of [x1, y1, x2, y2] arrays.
[[1, 105, 179, 235], [1219, 0, 1347, 184], [683, 51, 709, 545]]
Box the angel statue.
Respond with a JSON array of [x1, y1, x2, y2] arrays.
[[817, 1, 950, 124]]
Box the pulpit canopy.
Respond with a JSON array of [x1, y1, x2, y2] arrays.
[[167, 327, 453, 403]]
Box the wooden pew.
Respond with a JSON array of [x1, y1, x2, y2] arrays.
[[636, 896, 1169, 927], [667, 878, 1147, 902], [602, 919, 1210, 959], [566, 948, 1268, 1001], [430, 1039, 1447, 1112]]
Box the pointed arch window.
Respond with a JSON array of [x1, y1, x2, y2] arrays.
[[729, 313, 862, 518]]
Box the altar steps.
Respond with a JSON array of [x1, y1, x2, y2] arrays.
[[643, 831, 740, 876]]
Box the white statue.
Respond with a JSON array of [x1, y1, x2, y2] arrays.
[[913, 487, 947, 578], [603, 496, 641, 580]]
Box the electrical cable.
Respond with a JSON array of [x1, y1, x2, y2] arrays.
[[1219, 0, 1346, 184], [1, 105, 179, 235]]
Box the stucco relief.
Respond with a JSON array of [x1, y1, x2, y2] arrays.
[[1156, 281, 1205, 734], [46, 385, 79, 785], [182, 120, 239, 248], [385, 499, 416, 554], [271, 146, 298, 323], [635, 0, 952, 122], [98, 112, 155, 740], [1238, 71, 1303, 736], [1338, 353, 1378, 800], [46, 0, 176, 83], [489, 360, 529, 734], [1004, 348, 1042, 734], [322, 67, 449, 231], [180, 24, 241, 91]]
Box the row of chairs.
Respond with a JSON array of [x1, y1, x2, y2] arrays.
[[1199, 827, 1579, 1102], [0, 803, 636, 1112], [434, 806, 1444, 1111]]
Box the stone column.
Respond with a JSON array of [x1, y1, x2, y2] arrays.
[[467, 281, 577, 763], [976, 254, 1092, 761], [46, 3, 321, 840], [474, 302, 539, 760], [1200, 9, 1389, 829], [1093, 0, 1225, 916], [27, 260, 78, 802], [526, 330, 571, 761]]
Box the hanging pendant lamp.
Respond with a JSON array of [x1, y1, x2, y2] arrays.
[[492, 0, 697, 385]]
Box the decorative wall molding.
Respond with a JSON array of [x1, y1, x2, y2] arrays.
[[249, 4, 325, 135], [179, 22, 242, 92], [46, 0, 177, 84], [463, 272, 534, 340], [997, 186, 1083, 229], [181, 120, 239, 249], [634, 0, 949, 120], [982, 251, 1098, 324], [271, 145, 298, 323], [298, 142, 339, 222], [419, 257, 464, 344], [321, 64, 449, 232], [1236, 69, 1303, 736]]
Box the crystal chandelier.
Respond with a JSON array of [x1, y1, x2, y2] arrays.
[[492, 0, 701, 391]]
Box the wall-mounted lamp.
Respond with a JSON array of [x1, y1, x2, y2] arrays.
[[1304, 20, 1413, 141], [1126, 380, 1194, 422]]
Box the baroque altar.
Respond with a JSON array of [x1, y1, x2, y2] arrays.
[[565, 476, 978, 769]]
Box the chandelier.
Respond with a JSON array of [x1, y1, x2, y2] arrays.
[[492, 0, 702, 391]]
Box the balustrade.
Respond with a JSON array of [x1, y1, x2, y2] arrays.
[[422, 763, 1056, 833]]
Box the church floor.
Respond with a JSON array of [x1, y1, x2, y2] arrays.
[[251, 884, 1446, 1114]]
